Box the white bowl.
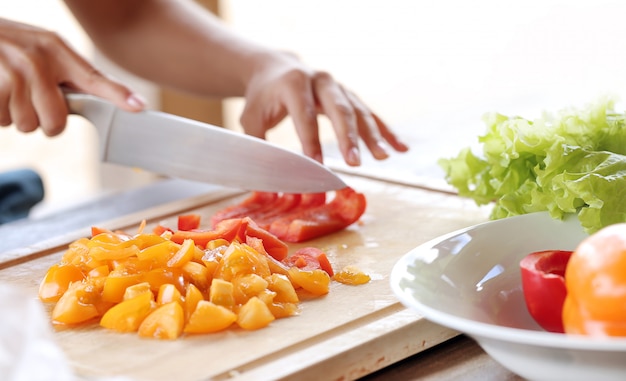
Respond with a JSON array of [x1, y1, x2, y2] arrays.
[[390, 212, 626, 381]]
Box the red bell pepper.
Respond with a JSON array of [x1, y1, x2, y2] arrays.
[[268, 187, 366, 242], [210, 188, 365, 243], [282, 247, 334, 277], [519, 250, 573, 333], [209, 192, 278, 227], [177, 214, 201, 231]]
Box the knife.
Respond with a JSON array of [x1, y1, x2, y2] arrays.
[[66, 93, 347, 193]]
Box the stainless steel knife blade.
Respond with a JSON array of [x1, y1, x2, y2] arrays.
[[66, 93, 347, 193]]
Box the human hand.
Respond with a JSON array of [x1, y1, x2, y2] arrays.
[[239, 51, 409, 166], [0, 18, 145, 136]]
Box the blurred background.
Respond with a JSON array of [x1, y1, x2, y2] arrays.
[[3, 0, 626, 215]]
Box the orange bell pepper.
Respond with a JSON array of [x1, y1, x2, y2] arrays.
[[52, 281, 103, 325], [184, 300, 237, 334], [39, 208, 372, 340], [39, 263, 86, 303], [287, 267, 330, 296], [138, 301, 184, 340], [563, 223, 626, 336], [100, 292, 155, 333]]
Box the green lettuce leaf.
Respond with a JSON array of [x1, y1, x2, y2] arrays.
[[439, 99, 626, 233]]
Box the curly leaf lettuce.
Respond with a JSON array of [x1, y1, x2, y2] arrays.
[[439, 99, 626, 233]]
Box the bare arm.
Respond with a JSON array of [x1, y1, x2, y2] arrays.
[[63, 0, 409, 164], [1, 0, 408, 164], [62, 0, 262, 97]]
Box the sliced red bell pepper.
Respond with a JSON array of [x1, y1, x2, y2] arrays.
[[252, 193, 302, 229], [283, 247, 334, 277], [153, 224, 174, 236], [242, 217, 289, 261], [210, 188, 364, 243], [177, 214, 201, 231], [210, 192, 278, 227], [170, 218, 248, 248], [520, 250, 573, 333], [268, 187, 366, 243]]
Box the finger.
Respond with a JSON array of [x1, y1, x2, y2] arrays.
[[372, 113, 410, 152], [22, 53, 70, 136], [281, 73, 324, 163], [58, 46, 146, 112], [344, 90, 390, 160], [0, 61, 12, 126], [8, 72, 38, 133], [30, 83, 68, 136], [240, 98, 287, 140], [312, 71, 360, 166]]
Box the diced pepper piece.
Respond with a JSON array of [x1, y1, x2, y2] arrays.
[[102, 272, 143, 304], [52, 281, 102, 325], [266, 273, 299, 303], [237, 296, 275, 330], [333, 265, 371, 286], [184, 283, 204, 321], [167, 239, 196, 268], [89, 245, 140, 262], [244, 218, 289, 261], [38, 263, 86, 303], [157, 283, 182, 305], [137, 241, 181, 267], [138, 302, 184, 340], [177, 214, 201, 231], [123, 282, 153, 301], [181, 261, 211, 292], [143, 268, 185, 295], [184, 301, 237, 334], [232, 274, 269, 305], [100, 292, 154, 333], [287, 267, 330, 296], [283, 247, 334, 277], [215, 242, 270, 281], [209, 279, 235, 308]]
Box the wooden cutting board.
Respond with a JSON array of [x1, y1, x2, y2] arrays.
[[0, 176, 489, 381]]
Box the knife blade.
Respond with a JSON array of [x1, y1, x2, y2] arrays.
[[66, 93, 347, 193]]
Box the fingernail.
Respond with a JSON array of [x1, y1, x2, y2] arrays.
[[397, 141, 410, 151], [126, 93, 147, 109], [374, 141, 389, 159], [347, 146, 361, 166], [313, 152, 324, 163]]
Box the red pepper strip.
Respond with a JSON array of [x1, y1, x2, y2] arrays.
[[210, 192, 278, 227], [170, 218, 248, 248], [246, 235, 289, 276], [170, 216, 288, 261], [177, 214, 201, 231], [153, 224, 174, 236], [520, 250, 573, 333], [252, 192, 326, 231], [252, 193, 302, 230], [242, 217, 289, 261], [295, 192, 326, 209], [269, 187, 366, 243], [283, 247, 334, 277]]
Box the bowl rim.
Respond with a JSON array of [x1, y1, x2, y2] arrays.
[[390, 212, 626, 352]]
